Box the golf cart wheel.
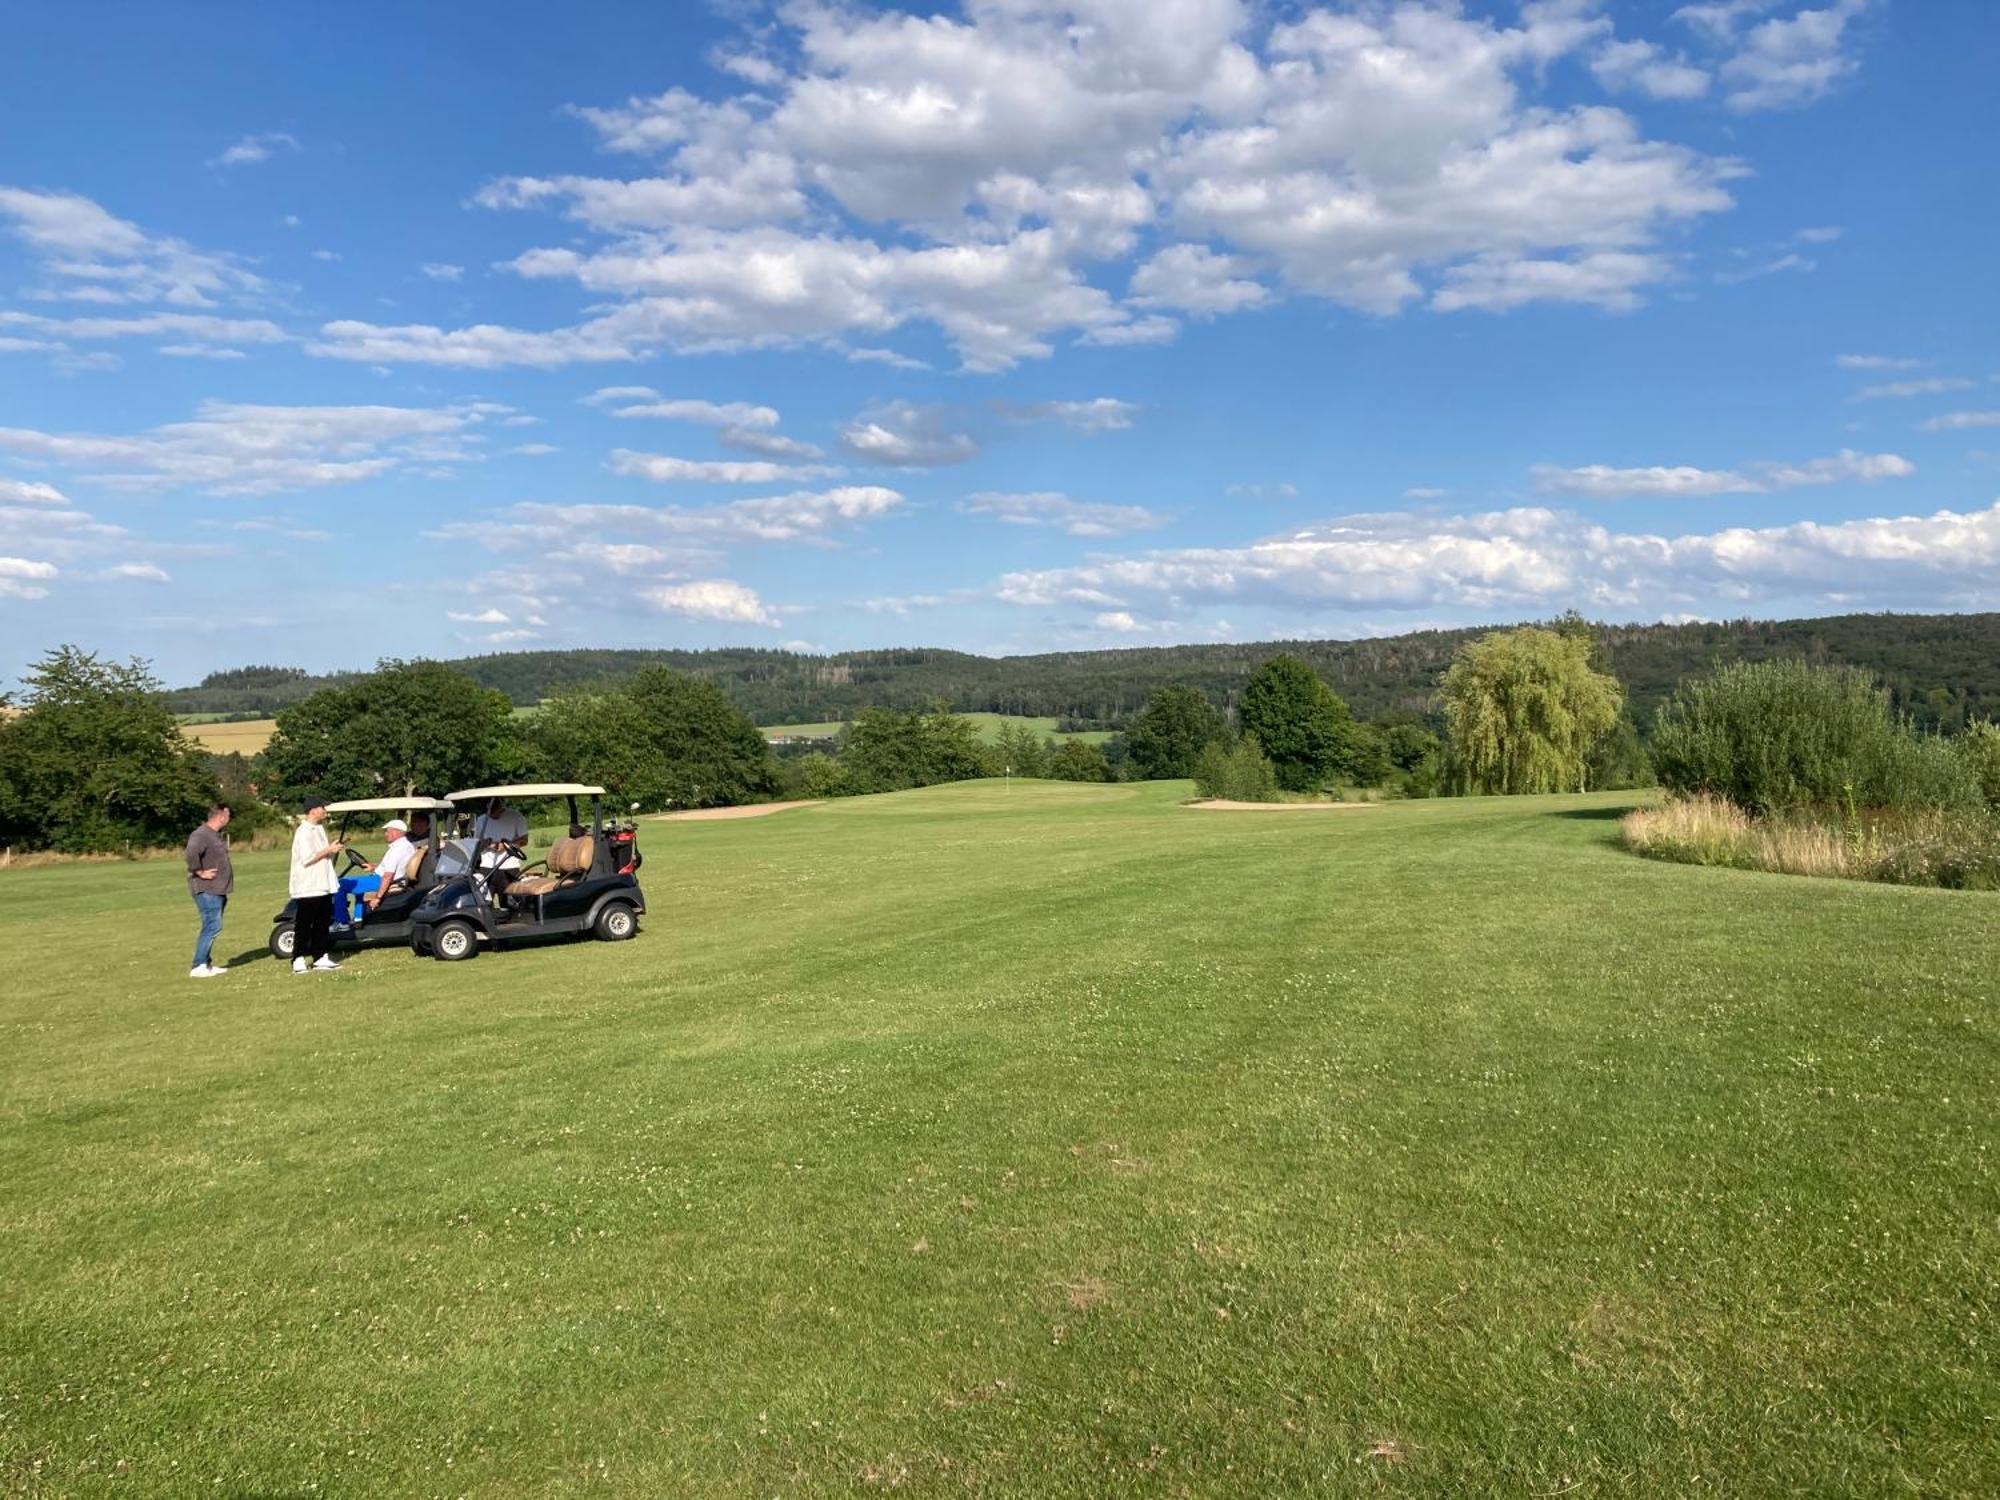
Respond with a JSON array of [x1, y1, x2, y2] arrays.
[[269, 924, 296, 960], [593, 903, 638, 942], [433, 920, 478, 962]]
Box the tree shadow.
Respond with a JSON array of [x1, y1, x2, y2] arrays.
[[1548, 805, 1636, 822]]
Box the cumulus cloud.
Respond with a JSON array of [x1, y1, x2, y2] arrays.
[[603, 396, 780, 427], [1533, 449, 1913, 498], [104, 561, 169, 582], [317, 0, 1786, 371], [0, 556, 59, 599], [438, 484, 905, 550], [421, 263, 465, 281], [1715, 0, 1871, 112], [1920, 411, 2000, 433], [0, 477, 68, 506], [0, 309, 285, 348], [992, 498, 2000, 619], [0, 399, 513, 495], [838, 401, 979, 467], [643, 578, 779, 626], [961, 490, 1164, 537]]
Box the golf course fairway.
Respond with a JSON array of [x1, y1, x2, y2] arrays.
[[2, 779, 1993, 1495]]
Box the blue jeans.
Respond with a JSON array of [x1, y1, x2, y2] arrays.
[[335, 873, 380, 925], [192, 892, 227, 969]]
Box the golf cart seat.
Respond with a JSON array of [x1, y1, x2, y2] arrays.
[[510, 834, 595, 898], [392, 842, 430, 890]]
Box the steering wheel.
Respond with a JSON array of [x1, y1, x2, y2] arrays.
[[339, 845, 371, 874]]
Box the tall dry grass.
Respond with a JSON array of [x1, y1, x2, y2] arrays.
[[1622, 795, 2000, 890]]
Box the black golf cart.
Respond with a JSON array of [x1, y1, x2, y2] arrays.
[[269, 796, 457, 960], [408, 783, 645, 960]]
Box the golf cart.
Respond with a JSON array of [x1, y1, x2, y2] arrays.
[[268, 797, 457, 960], [408, 783, 645, 961]]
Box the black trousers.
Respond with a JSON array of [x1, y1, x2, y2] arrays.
[[294, 894, 334, 962]]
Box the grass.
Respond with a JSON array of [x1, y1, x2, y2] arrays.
[[1, 780, 1995, 1495], [177, 717, 276, 755], [1626, 792, 2000, 890], [762, 713, 1115, 746]]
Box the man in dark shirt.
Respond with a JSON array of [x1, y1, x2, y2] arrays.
[[184, 803, 234, 979]]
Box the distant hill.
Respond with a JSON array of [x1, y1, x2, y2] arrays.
[[161, 612, 2000, 733]]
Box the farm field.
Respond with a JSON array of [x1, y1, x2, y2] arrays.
[[764, 712, 1115, 745], [1, 781, 1994, 1495], [176, 716, 276, 755]]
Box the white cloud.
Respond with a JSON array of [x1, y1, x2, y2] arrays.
[[838, 401, 978, 467], [1852, 377, 1974, 401], [1836, 353, 1921, 370], [0, 556, 59, 599], [0, 477, 68, 505], [1715, 250, 1815, 284], [211, 133, 300, 168], [605, 397, 780, 427], [0, 309, 285, 348], [1920, 411, 2000, 433], [997, 397, 1139, 433], [581, 385, 661, 406], [607, 449, 831, 484], [421, 263, 465, 282], [158, 344, 251, 359], [961, 490, 1164, 538], [442, 485, 905, 551], [104, 561, 169, 582], [643, 578, 779, 626], [992, 498, 2000, 619], [1095, 610, 1141, 632], [1717, 1, 1871, 113], [0, 186, 271, 309], [1403, 486, 1448, 500], [0, 399, 511, 495], [323, 1, 1764, 371], [509, 442, 559, 456], [1591, 39, 1711, 100], [1129, 244, 1269, 316], [1534, 448, 1913, 498], [449, 608, 511, 624]]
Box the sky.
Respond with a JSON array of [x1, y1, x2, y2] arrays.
[[1, 0, 1996, 689]]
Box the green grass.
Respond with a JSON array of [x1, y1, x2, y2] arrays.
[[2, 782, 1994, 1495], [763, 712, 1115, 745]]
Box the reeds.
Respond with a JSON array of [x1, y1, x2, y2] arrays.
[[1622, 794, 2000, 890]]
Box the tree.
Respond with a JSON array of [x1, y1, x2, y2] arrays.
[[260, 660, 521, 802], [990, 719, 1049, 778], [1440, 627, 1623, 795], [1238, 654, 1357, 792], [1124, 685, 1227, 780], [528, 667, 778, 809], [1191, 737, 1279, 801], [0, 646, 218, 852], [917, 704, 993, 784], [1046, 738, 1111, 782]]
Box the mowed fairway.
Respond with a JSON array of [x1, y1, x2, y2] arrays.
[[1, 781, 1994, 1495]]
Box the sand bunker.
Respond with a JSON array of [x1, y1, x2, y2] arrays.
[[1184, 799, 1378, 811], [655, 800, 822, 821]]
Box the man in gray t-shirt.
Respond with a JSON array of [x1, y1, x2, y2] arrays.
[[184, 803, 234, 979]]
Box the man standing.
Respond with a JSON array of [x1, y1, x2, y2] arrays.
[[184, 803, 234, 979], [289, 795, 345, 973]]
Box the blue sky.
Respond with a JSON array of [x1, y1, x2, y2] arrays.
[[2, 0, 1996, 688]]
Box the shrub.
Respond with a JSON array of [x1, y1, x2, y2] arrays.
[[1957, 721, 2000, 810], [1653, 660, 1920, 813], [1192, 738, 1280, 801], [1046, 739, 1111, 783]]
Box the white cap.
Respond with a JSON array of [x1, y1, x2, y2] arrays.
[[382, 818, 409, 833]]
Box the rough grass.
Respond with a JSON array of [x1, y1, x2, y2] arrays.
[[1625, 792, 2000, 889], [762, 713, 1115, 746], [2, 780, 1995, 1496]]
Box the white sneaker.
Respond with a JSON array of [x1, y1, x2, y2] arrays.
[[293, 957, 309, 974], [189, 965, 219, 979], [312, 956, 342, 971], [206, 962, 229, 975]]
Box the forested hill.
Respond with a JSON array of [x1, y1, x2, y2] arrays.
[[162, 612, 2000, 731]]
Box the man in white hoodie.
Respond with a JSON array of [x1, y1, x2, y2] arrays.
[[289, 795, 345, 973]]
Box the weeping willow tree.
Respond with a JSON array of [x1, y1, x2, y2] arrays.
[[1441, 627, 1624, 795]]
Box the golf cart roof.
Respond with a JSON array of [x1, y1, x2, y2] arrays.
[[325, 797, 456, 813], [447, 783, 606, 801]]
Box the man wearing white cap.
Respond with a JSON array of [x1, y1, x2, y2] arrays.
[[335, 816, 414, 928]]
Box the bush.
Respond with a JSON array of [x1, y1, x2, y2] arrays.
[[1652, 659, 1948, 813], [1957, 721, 2000, 810], [1192, 738, 1280, 801], [1046, 739, 1111, 783]]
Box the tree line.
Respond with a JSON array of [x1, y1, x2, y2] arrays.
[[159, 611, 2000, 732]]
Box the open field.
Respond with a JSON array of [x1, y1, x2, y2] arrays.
[[2, 781, 1995, 1495], [763, 712, 1115, 746], [177, 716, 276, 756]]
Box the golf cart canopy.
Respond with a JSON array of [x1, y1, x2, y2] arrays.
[[324, 797, 456, 814], [447, 784, 607, 801]]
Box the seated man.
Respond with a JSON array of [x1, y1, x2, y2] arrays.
[[472, 797, 528, 898], [359, 813, 431, 915], [335, 816, 412, 926]]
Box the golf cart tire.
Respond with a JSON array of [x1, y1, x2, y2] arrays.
[[433, 919, 479, 962], [593, 902, 638, 942], [269, 924, 296, 961]]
